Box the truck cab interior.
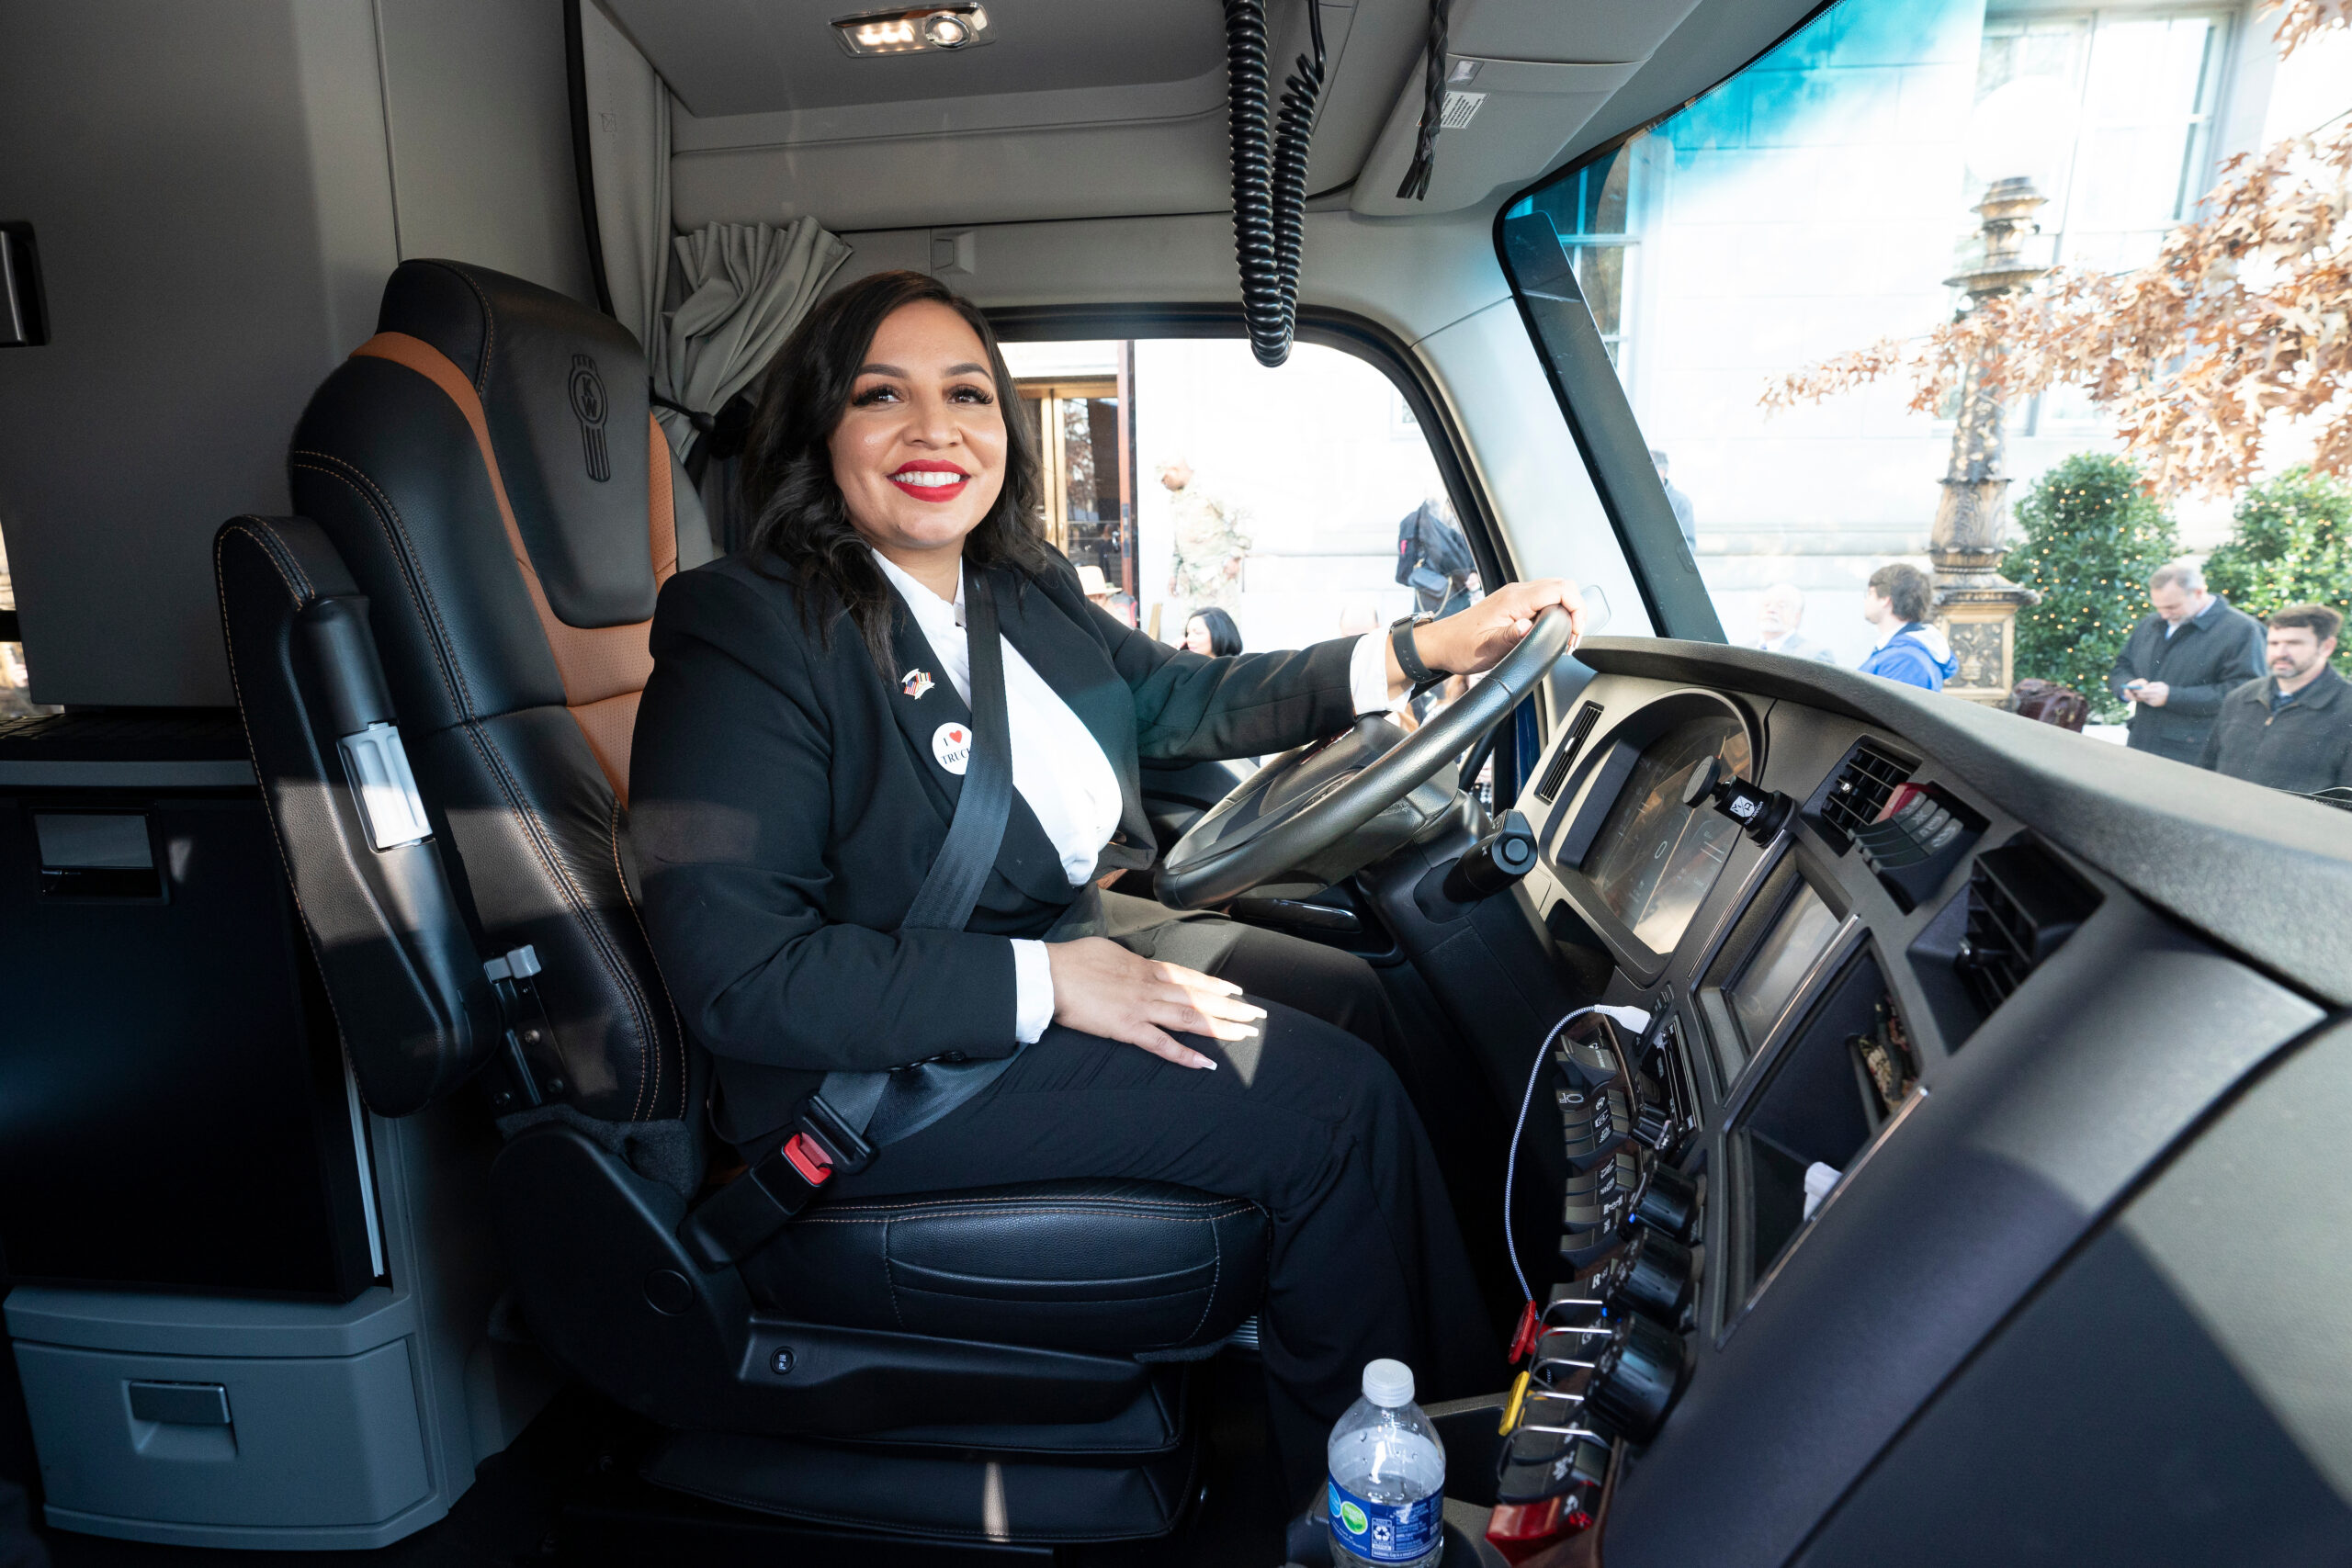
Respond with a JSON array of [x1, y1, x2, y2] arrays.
[[3, 2, 2349, 1565]]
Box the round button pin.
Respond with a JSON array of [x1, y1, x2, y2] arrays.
[[932, 723, 972, 775]]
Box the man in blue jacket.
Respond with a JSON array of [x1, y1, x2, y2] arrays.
[[1859, 563, 1959, 691]]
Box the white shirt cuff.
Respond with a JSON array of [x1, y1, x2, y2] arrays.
[[1011, 938, 1056, 1043], [1350, 628, 1395, 716]]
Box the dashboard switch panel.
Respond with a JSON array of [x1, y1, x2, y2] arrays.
[[1611, 1226, 1695, 1324], [1588, 1313, 1690, 1442], [1631, 1163, 1700, 1244]]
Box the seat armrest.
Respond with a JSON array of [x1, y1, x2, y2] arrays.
[[215, 515, 501, 1115]]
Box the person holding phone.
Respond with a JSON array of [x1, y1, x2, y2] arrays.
[[2108, 560, 2265, 764]]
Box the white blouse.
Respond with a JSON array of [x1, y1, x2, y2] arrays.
[[871, 549, 1393, 1042]]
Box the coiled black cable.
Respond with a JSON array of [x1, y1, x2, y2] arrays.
[[1223, 0, 1284, 367], [1396, 0, 1451, 201], [1224, 0, 1325, 367], [1271, 0, 1327, 344]]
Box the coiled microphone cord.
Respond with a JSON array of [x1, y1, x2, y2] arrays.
[[1223, 0, 1326, 367]]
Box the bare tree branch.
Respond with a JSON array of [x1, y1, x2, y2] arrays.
[[1762, 124, 2352, 497]]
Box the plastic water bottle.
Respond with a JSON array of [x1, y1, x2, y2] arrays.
[[1327, 1359, 1446, 1567]]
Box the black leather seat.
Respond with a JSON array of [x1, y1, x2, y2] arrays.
[[756, 1181, 1268, 1354], [213, 259, 1267, 1543]]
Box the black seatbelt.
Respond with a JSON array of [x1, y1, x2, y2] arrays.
[[815, 565, 1018, 1144], [681, 566, 1022, 1269]]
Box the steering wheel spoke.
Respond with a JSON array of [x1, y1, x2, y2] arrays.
[[1158, 607, 1576, 908]]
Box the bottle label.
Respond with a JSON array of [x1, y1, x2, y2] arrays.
[[1328, 1477, 1442, 1563]]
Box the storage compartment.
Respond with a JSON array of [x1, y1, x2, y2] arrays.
[[1726, 952, 1900, 1314], [0, 715, 376, 1299], [13, 1337, 429, 1533]]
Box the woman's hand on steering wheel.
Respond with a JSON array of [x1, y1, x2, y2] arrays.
[[1386, 578, 1585, 699], [1045, 937, 1267, 1069]]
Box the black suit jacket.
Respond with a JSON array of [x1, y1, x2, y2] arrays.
[[2106, 598, 2266, 762], [629, 550, 1361, 1145]]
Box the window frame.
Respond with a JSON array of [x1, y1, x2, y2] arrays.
[[984, 301, 1544, 798], [1490, 1, 1840, 648]]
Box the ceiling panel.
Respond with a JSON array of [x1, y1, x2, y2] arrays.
[[605, 0, 1227, 117], [635, 0, 1744, 235]]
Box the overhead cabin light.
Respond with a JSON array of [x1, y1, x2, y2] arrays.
[[833, 6, 991, 56]]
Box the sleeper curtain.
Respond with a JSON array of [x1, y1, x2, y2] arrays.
[[653, 218, 854, 551], [578, 1, 671, 355], [577, 6, 854, 550], [653, 216, 854, 464]]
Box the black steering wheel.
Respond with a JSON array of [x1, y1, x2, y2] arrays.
[[1158, 606, 1576, 909]]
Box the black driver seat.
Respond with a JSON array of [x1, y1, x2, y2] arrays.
[[212, 259, 1267, 1544]]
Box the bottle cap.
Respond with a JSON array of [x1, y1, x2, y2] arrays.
[[1362, 1358, 1415, 1407]]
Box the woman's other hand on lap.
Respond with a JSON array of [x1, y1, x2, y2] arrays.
[[1044, 937, 1265, 1069]]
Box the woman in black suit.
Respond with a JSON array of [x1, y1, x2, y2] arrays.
[[630, 270, 1583, 1484]]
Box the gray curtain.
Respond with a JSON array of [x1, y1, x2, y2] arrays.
[[578, 0, 671, 355], [652, 219, 853, 551], [577, 9, 852, 551], [652, 218, 854, 460]]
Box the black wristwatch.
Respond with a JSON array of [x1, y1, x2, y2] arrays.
[[1389, 612, 1449, 692]]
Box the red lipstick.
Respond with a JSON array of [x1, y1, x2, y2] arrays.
[[888, 460, 970, 502]]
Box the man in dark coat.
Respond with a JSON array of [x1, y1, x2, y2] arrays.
[[1394, 497, 1477, 616], [2201, 604, 2352, 795], [2107, 559, 2266, 764]]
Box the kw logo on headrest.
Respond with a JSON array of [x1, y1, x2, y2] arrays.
[[569, 354, 610, 482]]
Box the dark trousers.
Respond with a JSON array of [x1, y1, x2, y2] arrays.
[[802, 894, 1497, 1491]]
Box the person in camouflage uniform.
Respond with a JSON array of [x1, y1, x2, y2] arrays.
[[1160, 458, 1251, 611]]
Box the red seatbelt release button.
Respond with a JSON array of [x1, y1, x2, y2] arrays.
[[782, 1132, 835, 1188]]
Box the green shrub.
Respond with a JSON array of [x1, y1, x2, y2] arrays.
[[2204, 467, 2352, 679], [2001, 453, 2180, 722]]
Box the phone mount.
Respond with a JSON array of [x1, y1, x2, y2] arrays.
[[1681, 757, 1794, 843]]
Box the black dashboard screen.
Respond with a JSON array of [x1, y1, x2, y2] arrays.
[[1730, 882, 1844, 1051], [1581, 716, 1754, 953]]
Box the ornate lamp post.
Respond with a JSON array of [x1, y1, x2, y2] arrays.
[[1929, 176, 2046, 703]]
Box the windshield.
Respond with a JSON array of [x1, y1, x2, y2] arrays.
[[1498, 0, 2352, 796]]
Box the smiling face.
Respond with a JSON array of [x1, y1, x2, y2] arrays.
[[827, 300, 1008, 562]]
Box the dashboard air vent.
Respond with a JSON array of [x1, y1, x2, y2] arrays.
[[1815, 739, 1915, 850], [1955, 841, 2100, 1016], [1534, 703, 1603, 804]]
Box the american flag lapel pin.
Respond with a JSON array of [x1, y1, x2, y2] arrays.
[[901, 668, 934, 700]]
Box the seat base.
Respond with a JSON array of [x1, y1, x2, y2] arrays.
[[828, 1362, 1192, 1463], [642, 1427, 1200, 1545]]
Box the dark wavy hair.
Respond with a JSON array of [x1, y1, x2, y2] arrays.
[[739, 270, 1051, 675], [1186, 606, 1243, 657]]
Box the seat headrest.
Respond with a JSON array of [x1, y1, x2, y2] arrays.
[[377, 260, 655, 628]]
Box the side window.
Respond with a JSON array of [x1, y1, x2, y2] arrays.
[[999, 337, 1465, 663], [1498, 0, 2350, 779]]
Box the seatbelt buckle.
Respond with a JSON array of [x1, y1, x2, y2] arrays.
[[675, 1094, 881, 1270], [747, 1095, 876, 1214], [790, 1094, 876, 1179]]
